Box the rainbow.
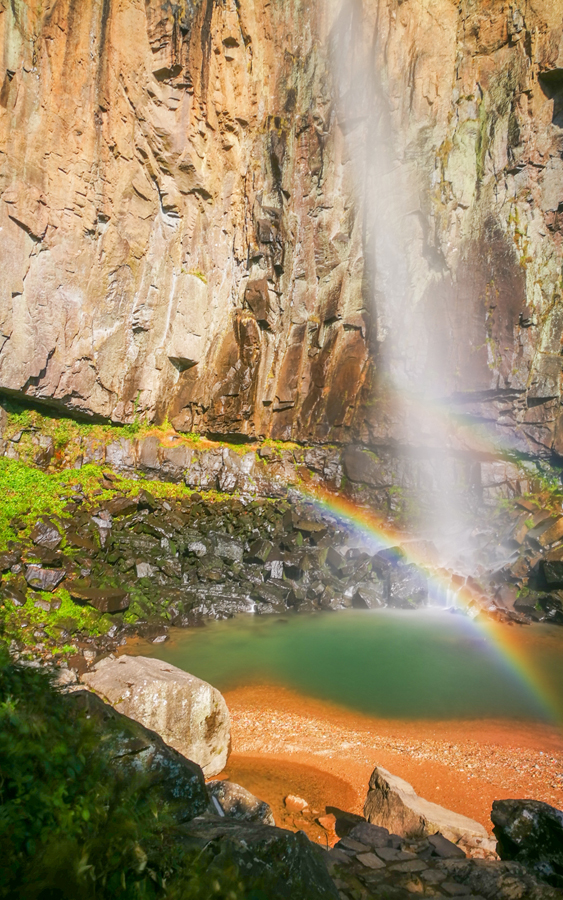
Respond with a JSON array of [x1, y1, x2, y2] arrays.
[[295, 483, 563, 726]]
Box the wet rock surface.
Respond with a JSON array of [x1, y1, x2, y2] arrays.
[[5, 463, 563, 672]]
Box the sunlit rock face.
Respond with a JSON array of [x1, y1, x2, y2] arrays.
[[1, 1, 563, 455], [335, 0, 563, 460], [0, 0, 368, 441]]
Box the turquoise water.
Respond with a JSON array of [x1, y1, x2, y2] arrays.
[[137, 610, 563, 722]]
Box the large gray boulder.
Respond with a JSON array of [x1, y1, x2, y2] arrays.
[[82, 655, 230, 776], [364, 766, 489, 846], [492, 798, 563, 888]]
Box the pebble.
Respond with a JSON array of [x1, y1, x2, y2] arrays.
[[284, 794, 309, 812]]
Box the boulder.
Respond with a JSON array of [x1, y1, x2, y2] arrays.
[[66, 581, 130, 613], [492, 798, 563, 887], [25, 564, 65, 591], [81, 655, 231, 776], [246, 539, 273, 563], [207, 780, 275, 826], [364, 766, 489, 845], [2, 583, 26, 605], [352, 583, 385, 609], [173, 816, 339, 900], [66, 690, 208, 824], [212, 534, 244, 563], [106, 496, 138, 517], [0, 551, 19, 571], [388, 565, 428, 608], [347, 822, 391, 848], [31, 519, 62, 550]]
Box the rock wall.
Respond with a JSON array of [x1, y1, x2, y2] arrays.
[[349, 0, 563, 462], [0, 0, 368, 441], [1, 0, 563, 459]]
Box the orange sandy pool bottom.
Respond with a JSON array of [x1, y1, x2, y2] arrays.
[[215, 684, 563, 846]]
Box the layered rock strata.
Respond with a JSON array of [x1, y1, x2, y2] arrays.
[[2, 2, 563, 460]]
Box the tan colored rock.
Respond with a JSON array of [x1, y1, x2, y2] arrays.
[[364, 766, 489, 845], [539, 517, 563, 547], [2, 0, 563, 457], [284, 794, 309, 813], [317, 813, 337, 832], [81, 655, 230, 777], [0, 0, 368, 441]]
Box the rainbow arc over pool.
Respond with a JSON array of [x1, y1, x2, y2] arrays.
[[297, 483, 563, 726]]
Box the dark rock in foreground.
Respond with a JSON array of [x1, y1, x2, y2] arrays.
[[492, 798, 563, 888], [174, 816, 339, 900], [207, 779, 276, 826], [328, 816, 563, 900], [66, 690, 208, 825]]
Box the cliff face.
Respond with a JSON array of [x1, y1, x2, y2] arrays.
[[1, 0, 563, 457], [0, 0, 368, 441], [353, 0, 563, 462]]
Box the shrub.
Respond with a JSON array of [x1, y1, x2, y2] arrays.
[[0, 647, 261, 899]]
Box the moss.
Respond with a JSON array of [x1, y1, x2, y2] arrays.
[[2, 584, 113, 653], [180, 431, 201, 442], [0, 649, 268, 898], [188, 269, 207, 284], [0, 457, 238, 643]]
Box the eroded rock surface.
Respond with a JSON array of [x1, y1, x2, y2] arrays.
[[2, 2, 563, 456], [0, 0, 368, 442], [66, 689, 208, 824], [81, 654, 231, 776], [173, 816, 339, 900], [364, 766, 492, 849]]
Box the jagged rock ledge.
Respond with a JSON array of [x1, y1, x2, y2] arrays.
[[0, 402, 551, 509]]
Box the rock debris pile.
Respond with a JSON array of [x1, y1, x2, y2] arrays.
[[5, 470, 563, 666], [326, 819, 561, 900]]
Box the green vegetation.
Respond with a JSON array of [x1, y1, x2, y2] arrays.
[[0, 457, 209, 546], [0, 457, 236, 651], [0, 646, 258, 899], [188, 269, 207, 284], [1, 398, 305, 464], [2, 587, 112, 655]]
